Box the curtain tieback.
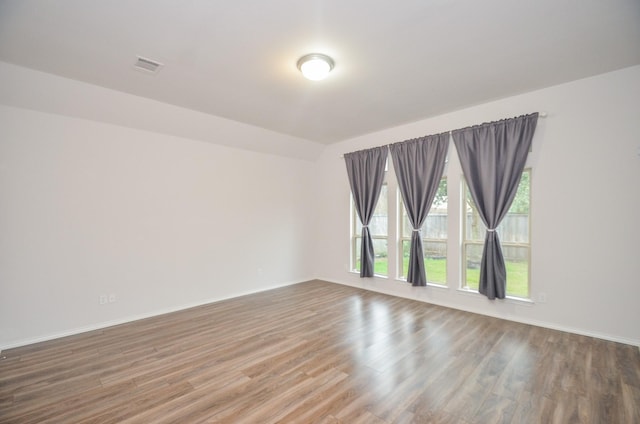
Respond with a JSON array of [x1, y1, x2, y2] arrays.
[[412, 228, 420, 232], [487, 228, 496, 232], [362, 225, 368, 228]]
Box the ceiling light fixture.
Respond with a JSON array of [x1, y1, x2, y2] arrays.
[[297, 53, 334, 81]]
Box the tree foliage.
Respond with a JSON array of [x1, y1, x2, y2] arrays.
[[509, 171, 530, 214], [433, 178, 448, 208]]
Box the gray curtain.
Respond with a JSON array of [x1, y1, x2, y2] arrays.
[[390, 133, 449, 286], [452, 113, 538, 299], [344, 146, 388, 277]]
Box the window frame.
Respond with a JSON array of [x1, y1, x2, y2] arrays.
[[460, 168, 532, 299], [350, 181, 389, 277], [397, 177, 448, 285]]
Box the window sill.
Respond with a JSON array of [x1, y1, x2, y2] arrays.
[[456, 288, 534, 306], [394, 278, 448, 289], [348, 270, 388, 279]]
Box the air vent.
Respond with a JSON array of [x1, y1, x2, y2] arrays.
[[133, 56, 163, 74]]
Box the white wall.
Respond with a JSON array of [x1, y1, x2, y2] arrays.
[[315, 65, 640, 346], [2, 62, 639, 350], [0, 102, 316, 349], [0, 61, 324, 161]]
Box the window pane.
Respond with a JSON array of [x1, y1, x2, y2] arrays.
[[401, 178, 447, 284], [352, 181, 388, 276], [500, 171, 530, 243], [401, 240, 410, 278], [402, 214, 413, 237], [353, 237, 388, 276], [373, 238, 388, 276], [424, 241, 446, 285], [464, 244, 530, 297], [434, 178, 448, 208], [504, 246, 529, 298], [354, 237, 361, 272], [402, 179, 448, 237], [463, 170, 530, 298], [465, 172, 530, 241], [400, 240, 446, 284], [356, 184, 387, 236], [464, 243, 483, 290], [423, 212, 447, 238], [464, 205, 485, 241]]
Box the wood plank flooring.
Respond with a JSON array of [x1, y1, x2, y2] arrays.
[[1, 280, 639, 423]]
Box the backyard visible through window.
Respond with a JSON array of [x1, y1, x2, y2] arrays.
[[399, 178, 447, 284], [462, 170, 531, 298], [352, 184, 388, 276]]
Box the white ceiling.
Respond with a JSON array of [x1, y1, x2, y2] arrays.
[[1, 0, 639, 145]]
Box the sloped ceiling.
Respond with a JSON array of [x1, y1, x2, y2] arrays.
[[0, 0, 639, 144]]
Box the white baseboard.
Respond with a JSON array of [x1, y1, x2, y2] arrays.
[[1, 278, 311, 351], [320, 277, 640, 348], [5, 277, 637, 350]]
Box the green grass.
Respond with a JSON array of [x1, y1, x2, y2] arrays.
[[398, 257, 447, 285], [465, 260, 529, 298], [374, 259, 388, 276], [357, 257, 445, 282], [354, 259, 389, 276], [356, 257, 529, 298]]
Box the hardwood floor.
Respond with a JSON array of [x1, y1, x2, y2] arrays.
[[1, 280, 639, 423]]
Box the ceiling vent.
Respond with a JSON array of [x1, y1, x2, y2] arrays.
[[133, 56, 163, 74]]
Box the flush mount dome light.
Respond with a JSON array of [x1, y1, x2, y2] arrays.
[[297, 53, 334, 81]]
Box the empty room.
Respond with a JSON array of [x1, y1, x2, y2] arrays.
[[1, 1, 639, 423]]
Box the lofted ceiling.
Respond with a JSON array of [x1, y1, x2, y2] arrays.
[[0, 0, 639, 145]]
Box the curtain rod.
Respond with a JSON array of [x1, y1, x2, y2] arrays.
[[340, 111, 547, 158]]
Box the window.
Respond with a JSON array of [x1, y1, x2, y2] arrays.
[[398, 178, 448, 284], [351, 183, 388, 276], [461, 169, 531, 298]]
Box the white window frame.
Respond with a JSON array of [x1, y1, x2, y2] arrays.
[[397, 177, 448, 285], [460, 168, 531, 299], [350, 181, 389, 277]]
